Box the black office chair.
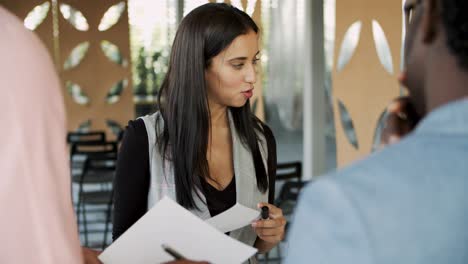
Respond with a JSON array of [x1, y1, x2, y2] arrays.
[[67, 131, 107, 177], [275, 181, 306, 216], [67, 131, 106, 145], [276, 161, 302, 182], [70, 141, 117, 184], [77, 153, 116, 249], [70, 141, 117, 249]]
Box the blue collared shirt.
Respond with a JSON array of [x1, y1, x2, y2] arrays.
[[285, 99, 468, 264]]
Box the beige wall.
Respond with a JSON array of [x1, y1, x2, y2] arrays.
[[59, 0, 134, 139], [332, 0, 402, 166], [2, 0, 134, 140], [3, 0, 403, 163]]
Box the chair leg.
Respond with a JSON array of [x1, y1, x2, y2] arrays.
[[82, 202, 89, 246], [76, 201, 81, 232], [77, 182, 87, 246], [102, 202, 112, 249]]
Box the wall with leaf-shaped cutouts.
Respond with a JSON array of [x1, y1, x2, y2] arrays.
[[2, 1, 55, 61], [2, 0, 134, 139], [58, 0, 133, 139], [332, 0, 402, 166]]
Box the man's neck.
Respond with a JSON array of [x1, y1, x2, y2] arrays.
[[425, 49, 468, 113]]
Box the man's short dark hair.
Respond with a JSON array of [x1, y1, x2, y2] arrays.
[[441, 0, 468, 70]]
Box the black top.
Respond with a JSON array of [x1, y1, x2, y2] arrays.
[[112, 118, 277, 241], [201, 174, 236, 217]]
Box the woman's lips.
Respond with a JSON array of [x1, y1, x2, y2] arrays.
[[242, 89, 253, 99]]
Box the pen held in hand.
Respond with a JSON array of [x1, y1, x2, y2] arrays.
[[162, 244, 186, 260], [261, 206, 269, 220]]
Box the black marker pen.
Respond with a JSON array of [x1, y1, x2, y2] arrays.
[[261, 206, 269, 220], [162, 244, 186, 260]]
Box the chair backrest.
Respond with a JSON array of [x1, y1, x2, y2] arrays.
[[277, 181, 305, 205], [71, 141, 118, 160], [81, 154, 117, 182], [276, 162, 302, 182], [67, 131, 106, 145], [274, 162, 304, 216]]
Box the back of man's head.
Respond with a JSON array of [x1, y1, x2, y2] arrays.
[[402, 0, 468, 116], [440, 0, 468, 71]]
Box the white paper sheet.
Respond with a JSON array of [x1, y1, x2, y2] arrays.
[[98, 197, 257, 264], [206, 203, 260, 233]]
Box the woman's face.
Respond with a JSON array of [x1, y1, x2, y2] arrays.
[[205, 30, 260, 109]]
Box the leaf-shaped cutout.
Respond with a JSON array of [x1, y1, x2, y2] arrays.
[[106, 119, 124, 138], [337, 21, 362, 72], [59, 4, 89, 31], [337, 99, 359, 149], [64, 42, 90, 70], [371, 109, 388, 152], [77, 119, 91, 133], [372, 20, 394, 74], [66, 81, 90, 105], [98, 2, 126, 31], [24, 2, 50, 30], [246, 0, 258, 16], [101, 40, 128, 67], [106, 79, 128, 104]]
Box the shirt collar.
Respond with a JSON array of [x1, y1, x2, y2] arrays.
[[415, 98, 468, 135]]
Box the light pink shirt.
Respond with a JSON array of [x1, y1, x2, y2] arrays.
[[0, 7, 83, 264]]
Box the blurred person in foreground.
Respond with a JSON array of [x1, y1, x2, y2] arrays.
[[0, 6, 83, 263], [0, 5, 207, 264], [285, 0, 468, 263]]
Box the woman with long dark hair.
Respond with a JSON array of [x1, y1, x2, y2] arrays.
[[113, 3, 284, 259]]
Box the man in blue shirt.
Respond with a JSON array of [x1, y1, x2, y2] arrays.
[[285, 0, 468, 263]]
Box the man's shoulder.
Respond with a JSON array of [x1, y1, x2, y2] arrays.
[[302, 134, 443, 199], [301, 131, 466, 211]]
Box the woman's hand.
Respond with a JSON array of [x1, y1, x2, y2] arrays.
[[251, 203, 286, 245], [379, 96, 421, 148], [81, 247, 102, 264]]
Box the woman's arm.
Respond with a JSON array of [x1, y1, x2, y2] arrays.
[[112, 119, 151, 240], [254, 124, 282, 253]]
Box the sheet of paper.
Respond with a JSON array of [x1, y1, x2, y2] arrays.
[[98, 196, 257, 264], [206, 203, 260, 233]]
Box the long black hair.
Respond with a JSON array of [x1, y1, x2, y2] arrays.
[[157, 3, 269, 209]]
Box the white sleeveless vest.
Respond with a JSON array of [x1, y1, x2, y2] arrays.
[[140, 110, 269, 263]]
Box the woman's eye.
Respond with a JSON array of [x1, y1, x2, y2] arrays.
[[233, 64, 244, 69]]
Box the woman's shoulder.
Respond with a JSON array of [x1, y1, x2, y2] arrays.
[[132, 111, 164, 145], [125, 118, 147, 137], [137, 111, 163, 127], [120, 119, 149, 153], [124, 111, 160, 140]]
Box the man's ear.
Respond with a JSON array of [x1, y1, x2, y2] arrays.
[[421, 0, 440, 44]]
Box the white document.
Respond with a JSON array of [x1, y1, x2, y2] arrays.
[[98, 197, 257, 264], [206, 203, 260, 233]]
